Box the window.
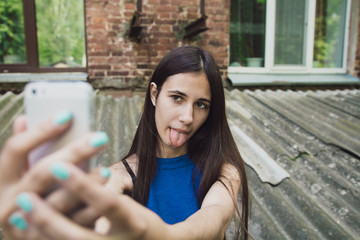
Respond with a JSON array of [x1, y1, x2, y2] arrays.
[[0, 0, 86, 73], [229, 0, 351, 73], [230, 0, 266, 68]]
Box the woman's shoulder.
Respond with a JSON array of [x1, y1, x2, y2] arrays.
[[111, 154, 138, 173], [106, 154, 138, 194]]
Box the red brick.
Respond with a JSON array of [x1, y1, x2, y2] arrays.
[[95, 72, 105, 77], [156, 5, 177, 12], [186, 6, 198, 13], [92, 65, 111, 69], [124, 12, 134, 17], [125, 3, 136, 10], [148, 0, 160, 4], [108, 71, 129, 76], [88, 51, 110, 57], [92, 16, 105, 24], [154, 19, 177, 25], [159, 25, 172, 32], [87, 23, 106, 30], [158, 12, 171, 18], [160, 0, 170, 5]]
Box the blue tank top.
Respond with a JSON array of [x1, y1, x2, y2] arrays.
[[146, 154, 202, 224]]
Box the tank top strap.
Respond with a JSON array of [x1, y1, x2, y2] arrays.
[[122, 159, 136, 184]]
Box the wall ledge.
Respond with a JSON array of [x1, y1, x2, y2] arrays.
[[228, 73, 360, 87], [0, 72, 88, 83]]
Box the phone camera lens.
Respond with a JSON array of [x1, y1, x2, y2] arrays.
[[32, 89, 37, 95]]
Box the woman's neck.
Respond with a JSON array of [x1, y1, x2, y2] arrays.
[[156, 142, 188, 158]]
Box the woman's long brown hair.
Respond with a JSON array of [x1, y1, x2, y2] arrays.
[[122, 46, 249, 239]]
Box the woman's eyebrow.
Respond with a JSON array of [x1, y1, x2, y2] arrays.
[[168, 90, 211, 103], [168, 90, 187, 97], [199, 98, 211, 104]]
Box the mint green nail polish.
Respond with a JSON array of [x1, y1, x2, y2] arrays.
[[51, 162, 70, 180], [53, 110, 72, 125], [90, 131, 109, 147], [9, 213, 27, 231], [16, 193, 32, 212], [100, 167, 111, 179]]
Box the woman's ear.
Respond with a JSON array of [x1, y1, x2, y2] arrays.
[[150, 82, 158, 107]]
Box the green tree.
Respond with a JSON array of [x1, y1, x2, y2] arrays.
[[0, 0, 26, 63]]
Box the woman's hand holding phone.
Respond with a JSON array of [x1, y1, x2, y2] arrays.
[[0, 114, 110, 239], [0, 96, 110, 239], [0, 116, 162, 240]]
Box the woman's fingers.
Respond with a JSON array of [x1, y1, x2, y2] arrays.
[[46, 188, 82, 213], [0, 131, 109, 226], [46, 167, 110, 218], [71, 206, 101, 228], [0, 113, 112, 239], [12, 115, 27, 134], [2, 166, 111, 240], [17, 131, 109, 194], [2, 213, 27, 240], [6, 210, 47, 240], [48, 161, 127, 221], [0, 113, 72, 229], [0, 113, 72, 184], [13, 192, 106, 240], [47, 161, 147, 236]]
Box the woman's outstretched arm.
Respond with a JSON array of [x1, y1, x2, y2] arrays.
[[13, 161, 240, 240]]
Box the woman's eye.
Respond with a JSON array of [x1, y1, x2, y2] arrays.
[[195, 102, 209, 109], [171, 95, 183, 102]]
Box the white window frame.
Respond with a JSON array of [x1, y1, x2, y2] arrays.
[[228, 0, 352, 75]]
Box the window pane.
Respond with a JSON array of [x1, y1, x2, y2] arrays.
[[274, 0, 306, 65], [0, 0, 26, 64], [230, 0, 266, 67], [313, 0, 347, 68], [36, 0, 86, 68]]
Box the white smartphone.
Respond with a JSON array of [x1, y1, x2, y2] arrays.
[[24, 81, 95, 169]]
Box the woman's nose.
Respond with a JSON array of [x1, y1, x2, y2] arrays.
[[179, 104, 193, 124]]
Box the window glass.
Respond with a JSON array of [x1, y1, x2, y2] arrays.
[[313, 0, 347, 68], [274, 0, 306, 65], [36, 0, 86, 68], [0, 0, 26, 64], [230, 0, 266, 67]]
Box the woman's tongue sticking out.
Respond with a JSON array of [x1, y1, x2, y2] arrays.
[[170, 128, 187, 147]]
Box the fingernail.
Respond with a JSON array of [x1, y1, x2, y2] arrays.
[[16, 193, 33, 212], [53, 110, 73, 125], [51, 162, 70, 180], [100, 167, 111, 179], [9, 213, 27, 231], [90, 131, 109, 147]]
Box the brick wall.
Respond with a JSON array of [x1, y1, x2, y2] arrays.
[[355, 2, 360, 78], [85, 0, 230, 89], [349, 0, 360, 79]]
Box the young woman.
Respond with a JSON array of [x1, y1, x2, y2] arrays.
[[0, 46, 249, 239]]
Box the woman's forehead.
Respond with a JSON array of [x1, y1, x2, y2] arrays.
[[163, 72, 211, 99]]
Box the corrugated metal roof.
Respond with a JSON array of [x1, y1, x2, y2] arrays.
[[0, 88, 359, 240], [225, 89, 359, 240]]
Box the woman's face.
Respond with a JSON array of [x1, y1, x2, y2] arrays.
[[150, 72, 211, 158]]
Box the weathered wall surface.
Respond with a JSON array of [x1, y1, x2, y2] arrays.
[[85, 0, 230, 89]]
